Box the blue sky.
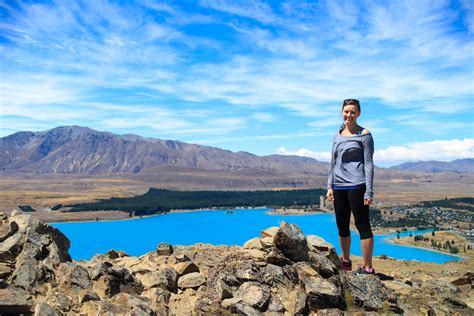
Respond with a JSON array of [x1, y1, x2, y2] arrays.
[[0, 0, 473, 166]]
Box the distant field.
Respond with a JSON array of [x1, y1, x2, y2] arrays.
[[0, 172, 472, 214]]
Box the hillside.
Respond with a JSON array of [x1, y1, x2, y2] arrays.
[[390, 158, 474, 173], [0, 126, 328, 175]]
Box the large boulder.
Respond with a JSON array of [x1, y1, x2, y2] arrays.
[[273, 221, 309, 262]]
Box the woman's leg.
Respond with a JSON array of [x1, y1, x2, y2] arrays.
[[333, 190, 351, 260], [348, 188, 374, 268]]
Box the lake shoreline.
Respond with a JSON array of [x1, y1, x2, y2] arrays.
[[45, 208, 406, 236], [383, 236, 467, 259]]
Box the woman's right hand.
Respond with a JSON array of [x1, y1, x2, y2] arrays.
[[326, 188, 334, 201]]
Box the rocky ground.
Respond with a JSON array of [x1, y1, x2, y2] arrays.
[[0, 211, 472, 315]]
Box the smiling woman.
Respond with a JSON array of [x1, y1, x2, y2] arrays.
[[326, 98, 375, 275]]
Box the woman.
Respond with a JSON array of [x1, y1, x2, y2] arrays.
[[326, 99, 375, 275]]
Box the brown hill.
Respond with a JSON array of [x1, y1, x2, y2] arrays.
[[0, 126, 328, 175]]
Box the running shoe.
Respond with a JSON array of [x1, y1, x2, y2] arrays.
[[340, 257, 352, 271], [356, 265, 375, 275]]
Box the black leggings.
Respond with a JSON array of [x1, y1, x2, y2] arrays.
[[333, 187, 373, 240]]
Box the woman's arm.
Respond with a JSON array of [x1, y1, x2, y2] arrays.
[[326, 135, 336, 200], [363, 133, 374, 201]]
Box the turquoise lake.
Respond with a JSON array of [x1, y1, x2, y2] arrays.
[[52, 208, 462, 263]]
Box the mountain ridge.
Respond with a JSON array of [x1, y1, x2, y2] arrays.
[[0, 126, 327, 175]]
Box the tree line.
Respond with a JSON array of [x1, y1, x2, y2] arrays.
[[67, 188, 326, 216]]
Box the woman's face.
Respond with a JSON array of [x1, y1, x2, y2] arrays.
[[342, 105, 360, 125]]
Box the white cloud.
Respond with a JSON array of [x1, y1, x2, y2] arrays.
[[252, 112, 275, 122], [276, 139, 474, 166], [277, 146, 331, 161]]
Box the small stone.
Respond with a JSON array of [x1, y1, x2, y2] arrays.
[[0, 221, 18, 242], [156, 242, 173, 256], [173, 261, 199, 276], [10, 210, 20, 217], [221, 297, 242, 308], [243, 237, 263, 250], [261, 226, 279, 239], [306, 235, 335, 253], [233, 281, 270, 311], [34, 302, 59, 316], [260, 236, 274, 248], [173, 253, 191, 262], [177, 272, 206, 289], [78, 290, 100, 303]]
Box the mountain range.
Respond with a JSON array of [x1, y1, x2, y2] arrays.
[[1, 126, 472, 178]]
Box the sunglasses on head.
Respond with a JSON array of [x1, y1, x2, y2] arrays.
[[343, 99, 360, 105]]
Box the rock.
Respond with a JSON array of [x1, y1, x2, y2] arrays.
[[261, 226, 279, 239], [130, 306, 150, 316], [11, 258, 38, 290], [421, 279, 460, 298], [94, 274, 121, 298], [112, 293, 153, 314], [295, 262, 345, 310], [136, 267, 178, 292], [48, 293, 71, 312], [243, 237, 263, 250], [315, 308, 344, 315], [266, 247, 293, 266], [168, 289, 198, 315], [228, 302, 261, 315], [215, 279, 233, 300], [178, 272, 206, 289], [0, 221, 18, 242], [106, 249, 128, 259], [233, 281, 271, 311], [245, 249, 266, 261], [285, 285, 307, 315], [451, 272, 473, 286], [343, 273, 394, 312], [267, 294, 285, 312], [157, 242, 173, 256], [260, 236, 274, 248], [173, 261, 199, 276], [78, 290, 100, 303], [34, 302, 59, 316], [0, 212, 7, 221], [142, 287, 171, 305], [0, 262, 13, 279], [308, 251, 338, 278], [0, 287, 34, 314], [88, 261, 113, 280], [0, 232, 24, 261], [10, 209, 20, 217], [306, 235, 335, 253], [172, 252, 191, 262], [273, 221, 309, 262], [156, 267, 178, 293], [60, 264, 90, 291]]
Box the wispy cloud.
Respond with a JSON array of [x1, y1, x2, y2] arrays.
[[0, 0, 472, 163]]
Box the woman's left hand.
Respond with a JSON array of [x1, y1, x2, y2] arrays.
[[364, 199, 372, 206]]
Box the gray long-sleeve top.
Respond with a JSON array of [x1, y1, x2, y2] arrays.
[[327, 130, 374, 200]]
